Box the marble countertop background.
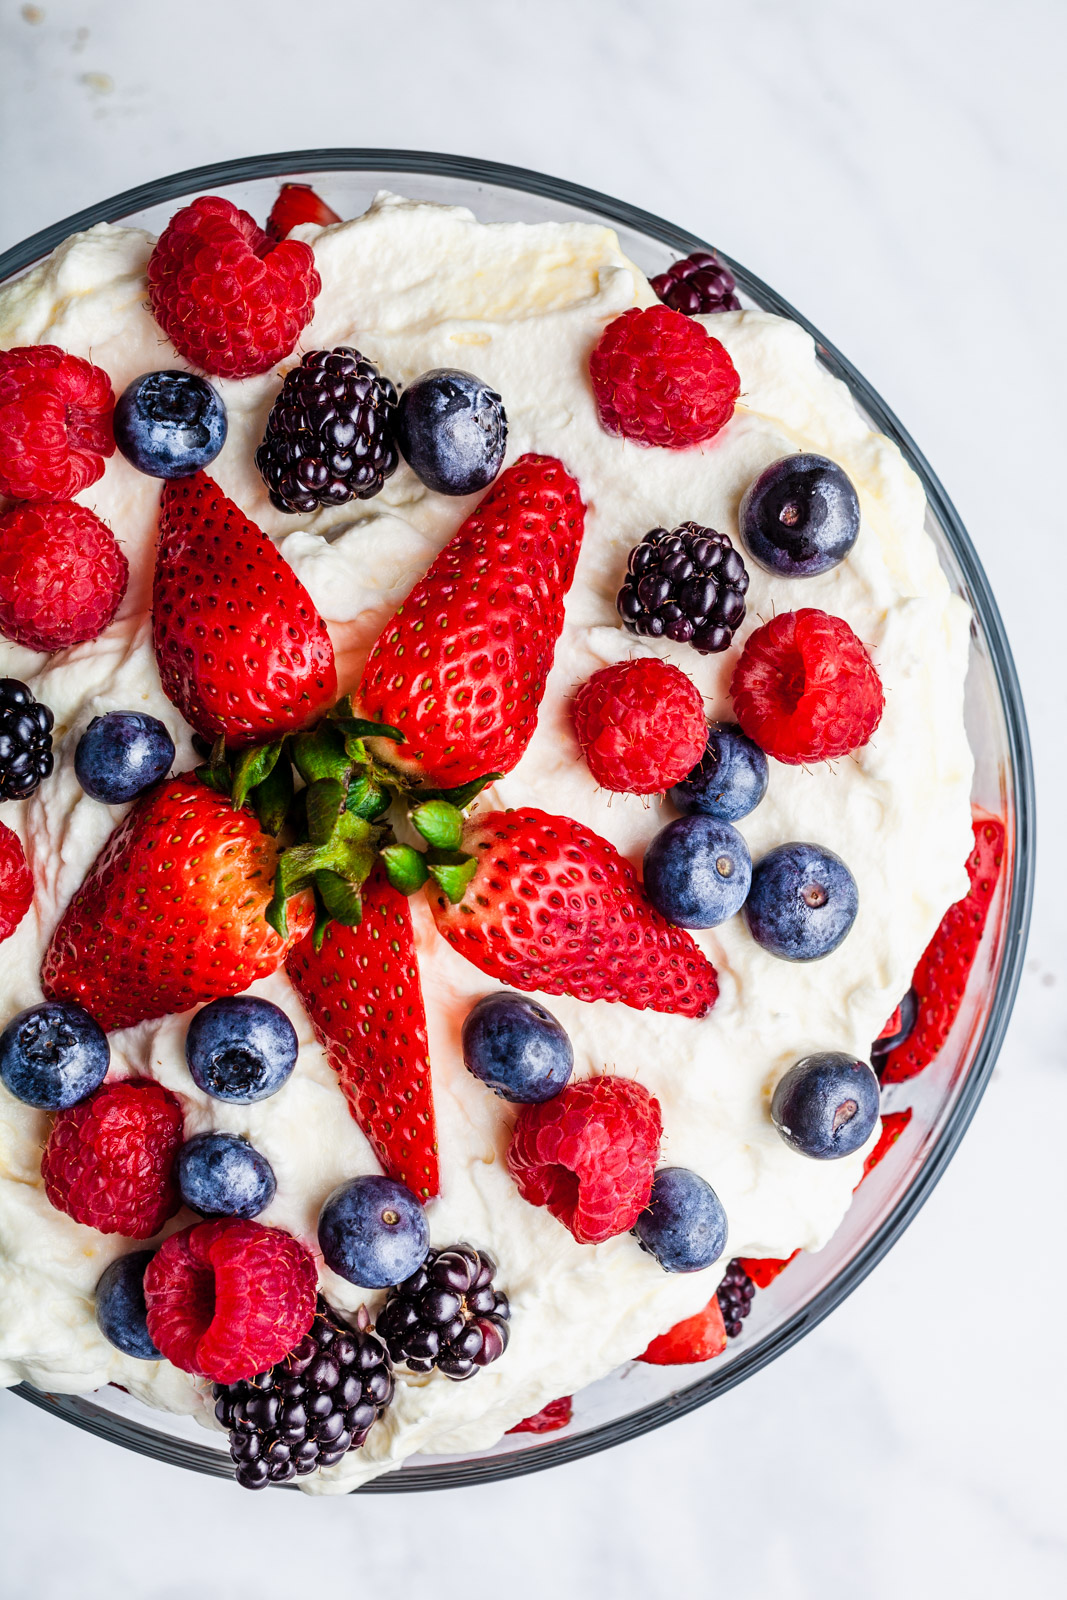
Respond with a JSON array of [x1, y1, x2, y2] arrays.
[[1, 1, 1063, 1595]]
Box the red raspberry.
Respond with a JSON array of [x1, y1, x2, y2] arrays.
[[506, 1076, 662, 1245], [637, 1293, 727, 1364], [144, 1218, 318, 1383], [507, 1395, 573, 1434], [730, 608, 884, 764], [0, 501, 129, 652], [0, 820, 33, 942], [41, 1079, 183, 1238], [0, 345, 115, 502], [589, 304, 740, 449], [572, 658, 707, 794], [147, 196, 321, 380]]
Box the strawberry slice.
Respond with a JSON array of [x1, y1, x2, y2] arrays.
[[882, 812, 1005, 1083], [507, 1396, 573, 1434], [286, 867, 439, 1199], [637, 1294, 727, 1365], [153, 472, 337, 747], [266, 183, 341, 241], [856, 1108, 912, 1187], [737, 1251, 799, 1289]]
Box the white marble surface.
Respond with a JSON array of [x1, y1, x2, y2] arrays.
[[0, 0, 1064, 1593]]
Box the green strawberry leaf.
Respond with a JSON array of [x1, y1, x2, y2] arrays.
[[314, 869, 364, 927], [346, 773, 392, 822], [252, 756, 295, 836], [306, 777, 346, 847], [420, 773, 502, 810], [231, 738, 285, 812], [380, 842, 430, 895], [292, 722, 350, 787], [410, 799, 464, 852], [426, 852, 478, 904]]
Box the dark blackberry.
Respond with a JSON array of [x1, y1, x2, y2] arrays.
[[255, 346, 399, 514], [0, 678, 54, 801], [716, 1259, 756, 1339], [650, 251, 741, 316], [871, 987, 919, 1080], [617, 524, 749, 653], [376, 1243, 510, 1380], [213, 1297, 394, 1490]]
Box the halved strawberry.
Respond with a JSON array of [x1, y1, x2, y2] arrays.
[[507, 1396, 573, 1434], [266, 183, 341, 241], [856, 1108, 912, 1187], [638, 1294, 727, 1364], [736, 1251, 799, 1289], [286, 867, 439, 1199]]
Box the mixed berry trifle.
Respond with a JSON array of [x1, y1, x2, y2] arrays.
[[0, 182, 1004, 1492]]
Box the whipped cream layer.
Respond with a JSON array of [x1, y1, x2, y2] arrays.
[[0, 194, 975, 1491]]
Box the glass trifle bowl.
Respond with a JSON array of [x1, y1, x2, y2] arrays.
[[0, 150, 1034, 1491]]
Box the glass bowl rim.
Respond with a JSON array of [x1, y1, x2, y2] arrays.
[[4, 148, 1036, 1493]]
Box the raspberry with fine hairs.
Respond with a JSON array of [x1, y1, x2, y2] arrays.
[[507, 1076, 662, 1244], [41, 1079, 184, 1238], [0, 345, 115, 502], [0, 820, 33, 943], [0, 501, 128, 652], [589, 304, 740, 449], [730, 608, 884, 764], [147, 196, 321, 380], [572, 658, 707, 794]]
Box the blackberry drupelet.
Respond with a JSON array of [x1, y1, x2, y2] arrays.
[[255, 346, 399, 513], [617, 525, 749, 653], [650, 251, 741, 316], [214, 1297, 394, 1490], [716, 1259, 756, 1338], [0, 678, 54, 801], [376, 1243, 510, 1380]]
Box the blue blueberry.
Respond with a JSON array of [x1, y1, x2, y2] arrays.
[[185, 997, 298, 1104], [318, 1174, 429, 1289], [0, 1001, 109, 1110], [669, 721, 768, 823], [461, 992, 574, 1103], [739, 454, 860, 578], [643, 815, 752, 930], [95, 1250, 162, 1360], [394, 369, 507, 495], [770, 1052, 880, 1159], [177, 1131, 276, 1219], [633, 1167, 728, 1273], [75, 711, 175, 804], [113, 370, 227, 479], [745, 842, 858, 960]]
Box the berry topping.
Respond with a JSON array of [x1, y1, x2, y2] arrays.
[[461, 991, 574, 1105], [571, 658, 707, 795], [74, 711, 175, 805], [739, 454, 860, 578], [377, 1244, 510, 1380], [638, 1293, 727, 1365], [185, 996, 299, 1104], [745, 841, 858, 961], [650, 251, 741, 316], [0, 678, 54, 800], [255, 347, 399, 513], [730, 609, 884, 765], [643, 815, 752, 930], [589, 304, 740, 449], [508, 1395, 573, 1434], [265, 183, 341, 242], [0, 345, 115, 501], [506, 1075, 662, 1245], [669, 721, 768, 822], [177, 1132, 277, 1220], [144, 1217, 317, 1384], [95, 1250, 162, 1361], [394, 368, 507, 496], [147, 196, 320, 380], [737, 1250, 799, 1288], [0, 1000, 109, 1110], [716, 1258, 756, 1337], [870, 987, 918, 1079], [616, 524, 748, 654], [770, 1052, 880, 1160], [113, 371, 227, 479], [214, 1296, 393, 1489], [0, 501, 128, 654], [633, 1166, 728, 1273], [429, 807, 719, 1019], [317, 1174, 429, 1290], [0, 819, 33, 942], [42, 1078, 184, 1238], [153, 472, 337, 745]]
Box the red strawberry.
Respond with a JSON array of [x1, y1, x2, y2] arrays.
[[737, 1251, 799, 1289], [153, 472, 337, 746], [856, 1108, 912, 1186], [266, 183, 341, 241], [507, 1395, 573, 1434], [638, 1294, 727, 1364], [286, 867, 439, 1199], [0, 820, 32, 943], [359, 454, 586, 788], [42, 774, 314, 1031], [882, 812, 1005, 1083], [428, 806, 718, 1018]]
